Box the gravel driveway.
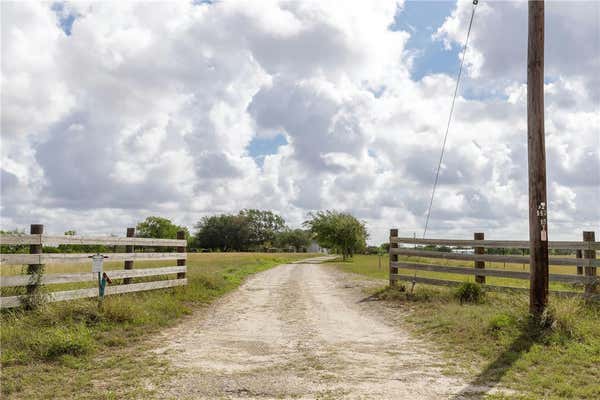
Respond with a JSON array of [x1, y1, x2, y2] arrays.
[[153, 260, 476, 399]]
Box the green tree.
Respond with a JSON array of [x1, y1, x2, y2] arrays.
[[274, 228, 311, 252], [0, 229, 27, 254], [136, 216, 189, 239], [239, 209, 285, 249], [195, 214, 250, 251], [304, 211, 368, 261]]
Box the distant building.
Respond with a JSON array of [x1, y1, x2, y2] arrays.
[[452, 248, 474, 254], [307, 240, 328, 254]]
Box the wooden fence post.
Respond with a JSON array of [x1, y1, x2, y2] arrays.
[[25, 224, 44, 309], [583, 231, 597, 296], [177, 230, 186, 279], [389, 229, 398, 287], [474, 232, 485, 284], [576, 249, 583, 275], [123, 227, 135, 284]]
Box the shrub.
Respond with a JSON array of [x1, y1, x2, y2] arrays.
[[455, 282, 484, 304]]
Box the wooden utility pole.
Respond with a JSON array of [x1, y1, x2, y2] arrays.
[[527, 0, 549, 315]]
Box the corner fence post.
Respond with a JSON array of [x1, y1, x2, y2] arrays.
[[26, 224, 44, 309], [177, 230, 186, 279], [123, 227, 135, 284], [389, 229, 398, 287], [583, 231, 597, 296], [474, 232, 485, 284]]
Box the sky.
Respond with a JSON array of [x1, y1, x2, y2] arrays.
[[1, 0, 599, 245]]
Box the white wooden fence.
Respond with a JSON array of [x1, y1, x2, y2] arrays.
[[0, 224, 187, 309]]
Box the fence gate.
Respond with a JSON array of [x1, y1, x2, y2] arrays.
[[388, 229, 598, 298]]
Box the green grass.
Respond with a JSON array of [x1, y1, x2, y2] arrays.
[[330, 255, 600, 399], [0, 252, 315, 399]]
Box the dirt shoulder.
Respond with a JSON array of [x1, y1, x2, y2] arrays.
[[151, 262, 488, 399]]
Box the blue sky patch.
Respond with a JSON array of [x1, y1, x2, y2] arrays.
[[392, 1, 460, 81], [51, 2, 77, 36], [248, 134, 288, 166]]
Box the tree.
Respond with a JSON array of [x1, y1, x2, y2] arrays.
[[304, 211, 368, 261], [239, 209, 285, 249], [274, 228, 311, 252], [136, 216, 189, 239], [0, 229, 27, 254], [195, 214, 250, 251]]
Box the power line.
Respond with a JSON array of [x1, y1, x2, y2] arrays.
[[423, 0, 479, 238]]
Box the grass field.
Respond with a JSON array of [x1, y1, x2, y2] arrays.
[[330, 255, 600, 400], [0, 252, 316, 399]]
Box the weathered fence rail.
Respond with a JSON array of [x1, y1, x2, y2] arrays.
[[0, 253, 187, 265], [389, 229, 598, 298], [0, 224, 188, 309]]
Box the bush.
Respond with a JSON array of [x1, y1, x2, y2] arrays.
[[454, 282, 484, 304]]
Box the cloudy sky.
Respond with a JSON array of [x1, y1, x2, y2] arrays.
[[1, 0, 598, 244]]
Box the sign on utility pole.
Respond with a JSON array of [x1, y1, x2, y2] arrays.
[[527, 0, 549, 315]]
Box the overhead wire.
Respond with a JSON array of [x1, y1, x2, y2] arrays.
[[422, 0, 479, 239]]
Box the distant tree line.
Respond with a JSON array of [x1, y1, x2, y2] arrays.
[[194, 209, 311, 252], [136, 209, 369, 256]]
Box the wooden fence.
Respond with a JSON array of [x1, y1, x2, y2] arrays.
[[0, 224, 187, 309], [389, 229, 599, 298]]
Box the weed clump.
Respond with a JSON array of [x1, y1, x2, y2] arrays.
[[40, 326, 94, 359], [454, 282, 484, 304], [539, 297, 588, 342], [488, 313, 514, 331], [2, 323, 94, 363], [381, 285, 406, 299]]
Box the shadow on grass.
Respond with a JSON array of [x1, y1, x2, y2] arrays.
[[453, 318, 543, 399]]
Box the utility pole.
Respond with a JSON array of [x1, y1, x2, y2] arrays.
[[527, 0, 549, 316]]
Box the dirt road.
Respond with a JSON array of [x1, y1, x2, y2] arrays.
[[154, 260, 475, 399]]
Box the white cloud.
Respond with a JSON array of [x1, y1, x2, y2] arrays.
[[0, 0, 598, 245]]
